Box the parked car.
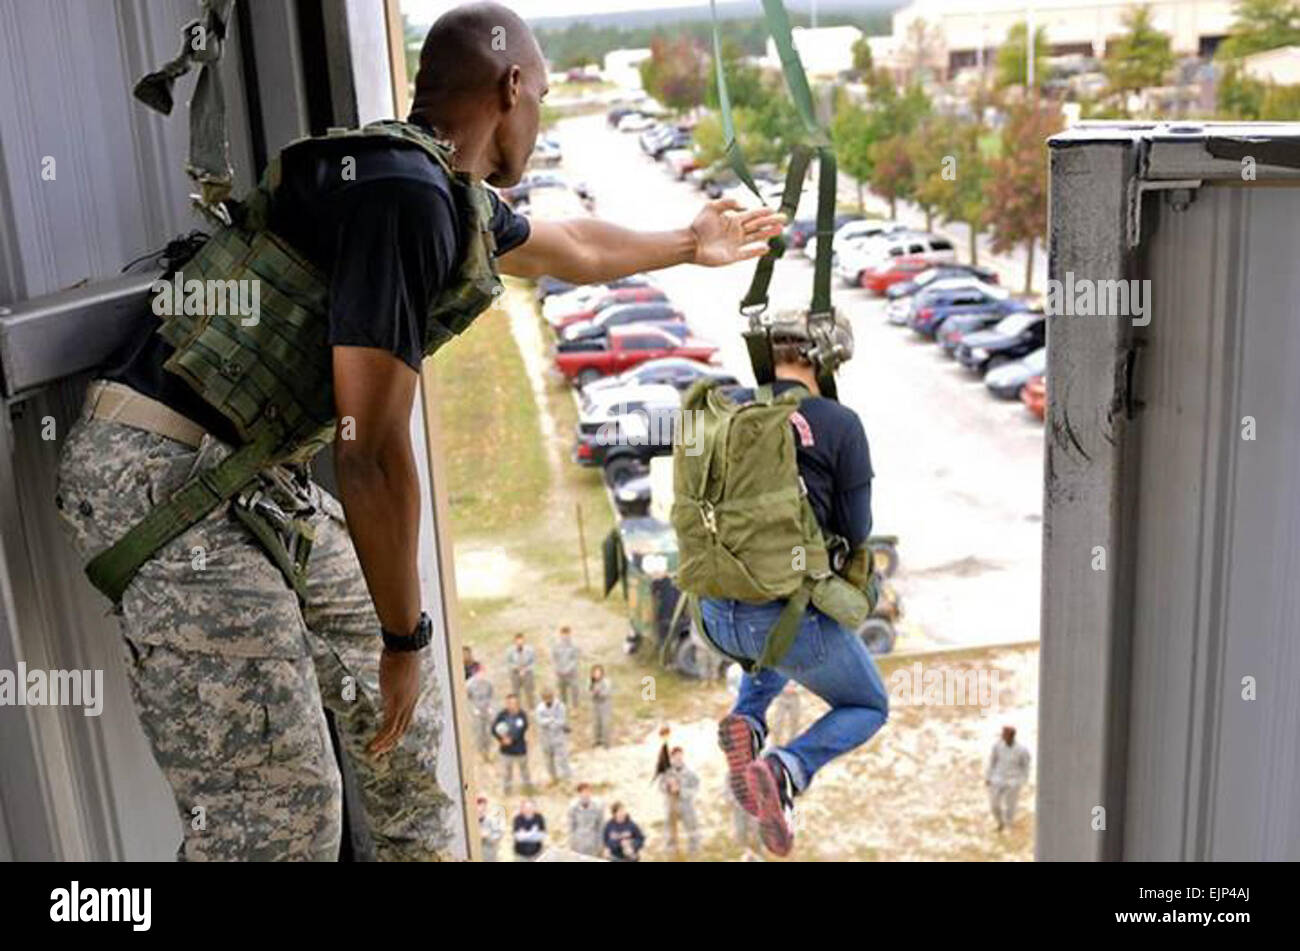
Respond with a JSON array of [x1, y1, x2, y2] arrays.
[[955, 310, 1047, 373], [612, 471, 652, 517], [664, 148, 701, 179], [835, 233, 956, 288], [908, 283, 1027, 337], [936, 310, 1009, 355], [561, 302, 686, 342], [618, 112, 654, 132], [531, 135, 561, 167], [581, 357, 737, 396], [1022, 374, 1046, 419], [807, 218, 906, 264], [985, 347, 1047, 399], [885, 262, 1000, 300], [859, 255, 935, 294], [574, 385, 681, 483], [541, 275, 657, 319], [545, 286, 668, 331], [607, 106, 638, 127], [887, 276, 1005, 325], [553, 324, 717, 387], [785, 212, 863, 251]]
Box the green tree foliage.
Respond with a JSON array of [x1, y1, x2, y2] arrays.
[[640, 35, 709, 112], [985, 100, 1064, 293], [851, 36, 874, 79], [832, 71, 930, 215], [1215, 1, 1300, 118], [909, 118, 989, 261], [1217, 0, 1300, 59], [1103, 5, 1175, 114], [996, 22, 1050, 91], [532, 12, 893, 71], [869, 135, 915, 219], [706, 37, 766, 112]]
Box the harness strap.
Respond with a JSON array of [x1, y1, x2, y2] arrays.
[[755, 579, 813, 672], [740, 144, 813, 315], [85, 427, 280, 603]]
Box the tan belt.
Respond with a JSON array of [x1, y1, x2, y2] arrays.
[[84, 380, 207, 449]]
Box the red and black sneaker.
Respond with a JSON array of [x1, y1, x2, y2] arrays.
[[718, 714, 763, 815], [746, 754, 796, 857]]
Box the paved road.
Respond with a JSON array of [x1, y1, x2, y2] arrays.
[[552, 114, 1044, 649]]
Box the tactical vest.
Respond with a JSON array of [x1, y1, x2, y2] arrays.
[[670, 381, 876, 671], [86, 120, 504, 602]]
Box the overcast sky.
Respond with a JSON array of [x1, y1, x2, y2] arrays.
[[401, 0, 713, 25]]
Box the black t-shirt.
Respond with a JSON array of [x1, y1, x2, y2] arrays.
[[102, 121, 530, 445], [513, 813, 546, 858], [729, 379, 874, 547], [493, 709, 528, 755]]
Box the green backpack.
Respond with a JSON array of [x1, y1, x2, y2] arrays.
[[670, 381, 876, 671]]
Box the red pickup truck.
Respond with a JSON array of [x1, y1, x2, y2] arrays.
[[553, 323, 718, 388]]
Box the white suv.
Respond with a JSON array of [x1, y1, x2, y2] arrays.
[[834, 233, 957, 287]]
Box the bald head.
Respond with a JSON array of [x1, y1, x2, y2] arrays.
[[414, 8, 543, 114], [409, 3, 546, 185]]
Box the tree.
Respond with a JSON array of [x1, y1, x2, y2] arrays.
[[901, 17, 944, 84], [910, 118, 989, 263], [832, 103, 874, 212], [1217, 0, 1300, 60], [851, 36, 874, 79], [908, 117, 952, 232], [995, 22, 1050, 91], [985, 100, 1064, 293], [640, 35, 709, 112], [706, 36, 765, 112], [1103, 5, 1175, 115], [869, 135, 915, 219], [1215, 1, 1300, 119]]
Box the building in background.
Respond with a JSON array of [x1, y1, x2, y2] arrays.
[[604, 47, 652, 91], [763, 25, 863, 79], [892, 0, 1236, 75], [1240, 45, 1300, 86]]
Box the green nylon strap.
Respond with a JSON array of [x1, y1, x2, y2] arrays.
[[760, 0, 829, 146], [755, 579, 813, 671], [811, 145, 837, 316], [709, 0, 762, 201], [740, 144, 813, 314], [84, 427, 280, 603]]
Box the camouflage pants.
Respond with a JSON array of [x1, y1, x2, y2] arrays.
[[540, 735, 572, 782], [555, 671, 579, 710], [55, 414, 451, 861], [665, 799, 699, 854]]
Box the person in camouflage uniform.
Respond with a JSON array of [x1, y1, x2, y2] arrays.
[[477, 795, 504, 862], [56, 424, 450, 860], [465, 662, 495, 763], [535, 688, 572, 784], [567, 782, 604, 857], [658, 746, 701, 856], [52, 1, 782, 863], [551, 626, 581, 711], [505, 633, 537, 711], [589, 664, 614, 748]]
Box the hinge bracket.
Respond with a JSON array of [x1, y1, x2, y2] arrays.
[[1127, 178, 1202, 248]]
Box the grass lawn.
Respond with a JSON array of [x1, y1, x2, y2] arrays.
[[426, 305, 550, 538]]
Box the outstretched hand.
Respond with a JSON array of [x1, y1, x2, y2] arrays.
[[689, 199, 786, 268]]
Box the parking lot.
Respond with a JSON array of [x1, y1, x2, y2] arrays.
[[554, 113, 1045, 652]]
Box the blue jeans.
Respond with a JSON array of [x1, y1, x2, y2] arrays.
[[700, 597, 889, 792]]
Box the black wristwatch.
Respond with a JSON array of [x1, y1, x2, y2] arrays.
[[382, 612, 433, 652]]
